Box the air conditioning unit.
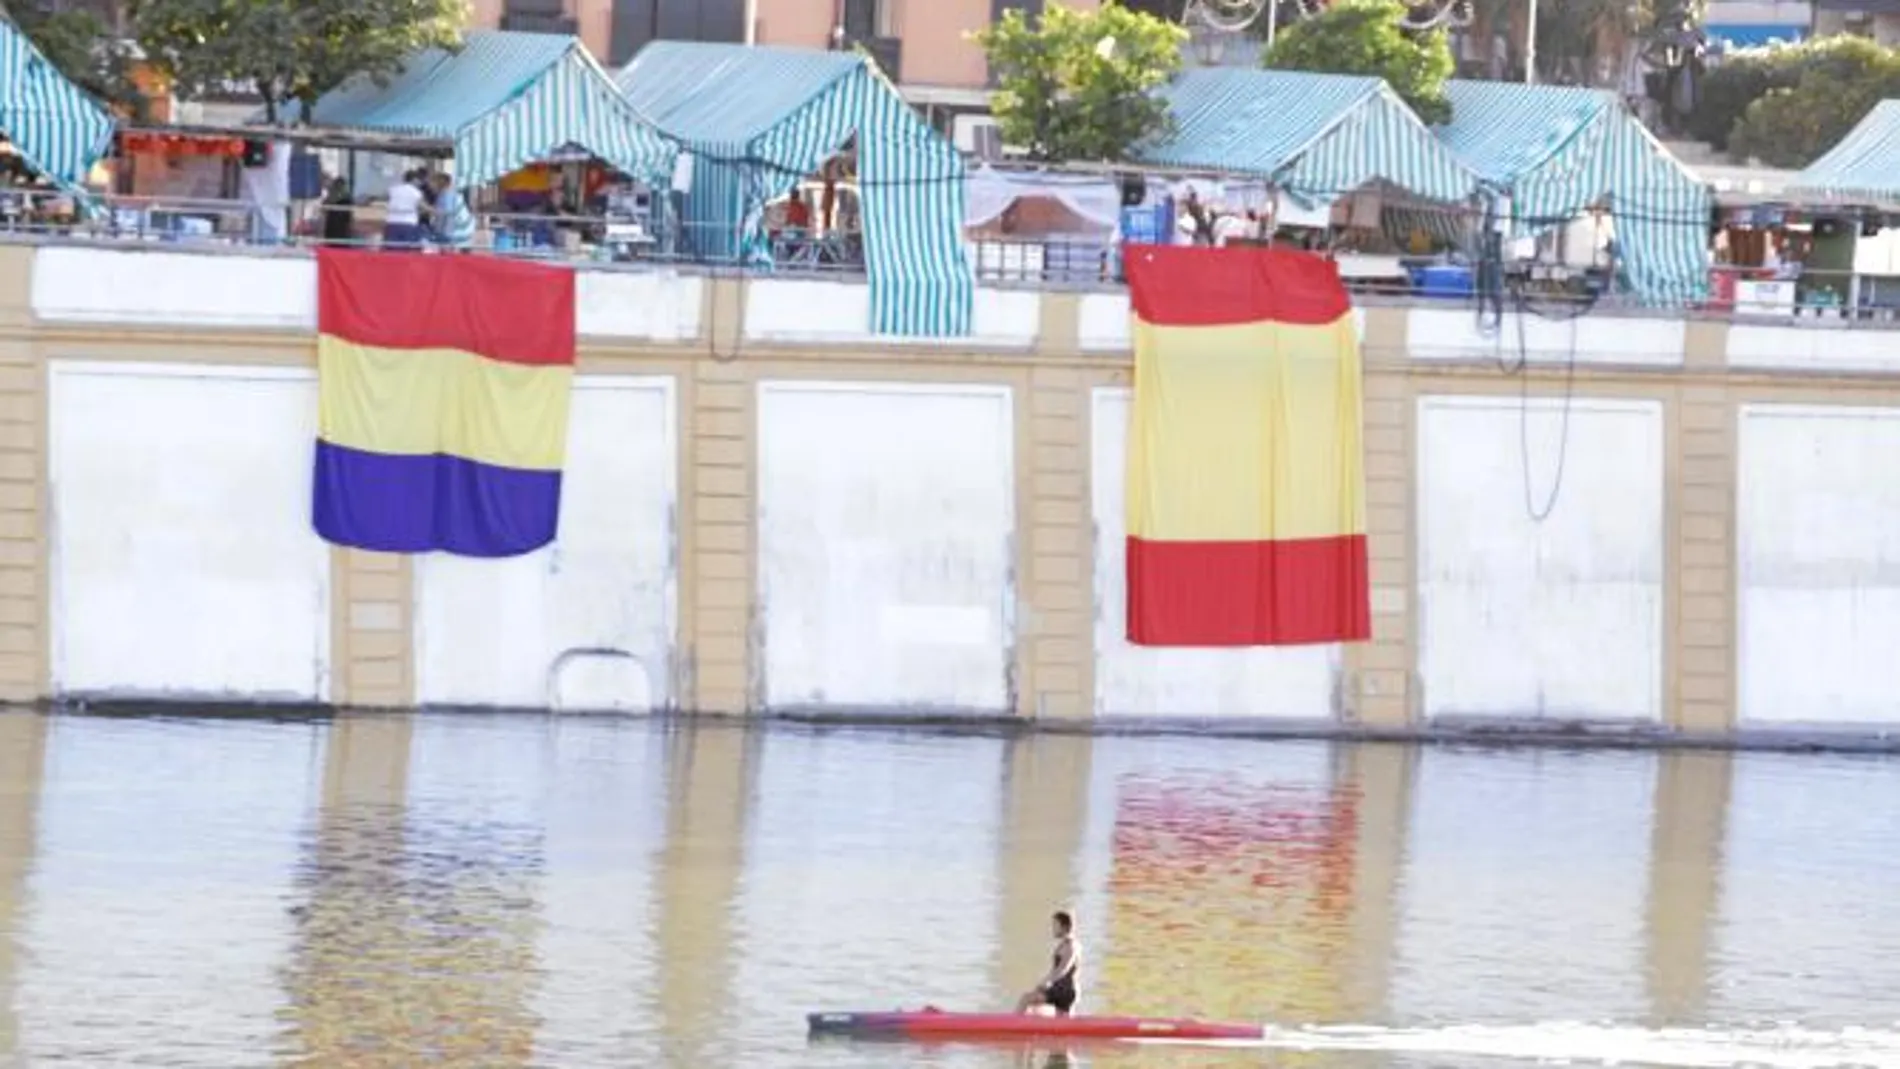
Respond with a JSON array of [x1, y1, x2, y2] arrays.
[[953, 115, 1005, 160]]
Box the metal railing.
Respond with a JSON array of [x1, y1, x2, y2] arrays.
[[8, 188, 1900, 325]]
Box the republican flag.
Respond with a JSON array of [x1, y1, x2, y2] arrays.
[[311, 249, 576, 557], [1122, 244, 1369, 646]]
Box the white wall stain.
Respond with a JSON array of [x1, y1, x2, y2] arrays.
[[1416, 395, 1665, 721], [756, 381, 1016, 711], [413, 376, 678, 713], [1738, 404, 1900, 726], [48, 361, 331, 700]]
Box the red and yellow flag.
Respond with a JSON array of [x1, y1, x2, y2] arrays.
[[1123, 245, 1370, 646]]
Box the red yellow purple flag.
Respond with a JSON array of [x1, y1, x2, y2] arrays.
[[1122, 244, 1370, 646], [311, 248, 576, 557]]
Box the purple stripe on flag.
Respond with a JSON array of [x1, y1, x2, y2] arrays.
[[312, 440, 562, 557]]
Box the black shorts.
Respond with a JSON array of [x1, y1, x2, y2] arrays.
[[1041, 975, 1077, 1014]]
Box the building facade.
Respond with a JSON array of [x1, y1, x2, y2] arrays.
[[467, 0, 1097, 106], [14, 242, 1900, 736]]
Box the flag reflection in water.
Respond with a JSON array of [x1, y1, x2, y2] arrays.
[[1101, 774, 1357, 1024]]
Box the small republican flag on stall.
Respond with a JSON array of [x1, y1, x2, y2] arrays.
[[1121, 244, 1370, 647], [311, 248, 576, 557]]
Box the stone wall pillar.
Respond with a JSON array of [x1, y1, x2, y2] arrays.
[[1674, 319, 1736, 734], [331, 550, 413, 707], [1019, 293, 1094, 719], [686, 280, 757, 715], [1352, 305, 1415, 727], [0, 247, 42, 702]]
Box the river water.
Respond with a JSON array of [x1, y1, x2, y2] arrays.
[[0, 711, 1895, 1068]]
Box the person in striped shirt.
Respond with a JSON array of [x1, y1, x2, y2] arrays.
[[425, 172, 475, 250]]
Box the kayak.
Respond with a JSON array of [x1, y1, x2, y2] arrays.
[[807, 1007, 1264, 1042]]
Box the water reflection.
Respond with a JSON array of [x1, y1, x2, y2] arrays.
[[0, 712, 1893, 1068]]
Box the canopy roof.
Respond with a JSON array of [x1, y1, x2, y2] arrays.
[[0, 20, 114, 193], [1436, 80, 1711, 303], [617, 42, 970, 338], [1786, 99, 1900, 206], [290, 31, 674, 188], [1138, 68, 1479, 204]]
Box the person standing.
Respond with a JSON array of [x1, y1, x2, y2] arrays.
[[382, 170, 425, 249], [320, 177, 354, 245], [426, 172, 475, 250]]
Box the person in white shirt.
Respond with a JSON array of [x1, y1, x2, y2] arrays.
[[383, 170, 425, 249]]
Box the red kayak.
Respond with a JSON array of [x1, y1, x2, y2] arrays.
[[807, 1007, 1264, 1042]]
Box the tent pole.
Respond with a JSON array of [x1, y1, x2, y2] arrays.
[[1525, 0, 1538, 84]]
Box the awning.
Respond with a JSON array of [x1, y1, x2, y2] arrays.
[[1706, 23, 1808, 48], [289, 31, 675, 190], [1436, 80, 1712, 303], [1138, 68, 1480, 205], [1786, 99, 1900, 206], [0, 20, 114, 194], [619, 42, 971, 338]]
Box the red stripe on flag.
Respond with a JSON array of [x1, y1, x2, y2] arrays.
[[316, 248, 575, 366], [1126, 535, 1370, 646], [1122, 244, 1352, 327]]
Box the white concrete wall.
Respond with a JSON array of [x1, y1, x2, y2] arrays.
[[756, 380, 1016, 712], [1408, 308, 1685, 368], [1077, 292, 1366, 352], [1416, 395, 1665, 721], [742, 279, 1040, 348], [413, 376, 678, 713], [29, 247, 703, 342], [48, 362, 331, 700], [1737, 405, 1900, 727], [1727, 324, 1900, 374], [1089, 387, 1341, 719]]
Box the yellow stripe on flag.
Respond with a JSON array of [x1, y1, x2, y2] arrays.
[[316, 336, 574, 471], [1126, 317, 1365, 543]]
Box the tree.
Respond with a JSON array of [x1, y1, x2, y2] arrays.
[[1264, 0, 1453, 124], [134, 0, 467, 125], [974, 2, 1187, 163], [1727, 39, 1900, 168], [0, 2, 143, 114], [1689, 36, 1896, 157]]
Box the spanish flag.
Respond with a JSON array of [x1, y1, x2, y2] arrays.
[[1123, 244, 1369, 646], [311, 249, 576, 557]]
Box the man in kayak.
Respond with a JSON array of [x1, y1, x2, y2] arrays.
[[1016, 909, 1080, 1016]]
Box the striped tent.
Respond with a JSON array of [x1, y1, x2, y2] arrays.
[[289, 31, 675, 191], [1786, 100, 1900, 206], [0, 18, 114, 193], [1436, 80, 1711, 304], [618, 42, 969, 338], [1139, 68, 1479, 205]]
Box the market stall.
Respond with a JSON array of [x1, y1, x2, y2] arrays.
[[618, 41, 969, 337], [1783, 102, 1900, 318], [1136, 68, 1481, 291], [286, 30, 676, 248], [0, 20, 115, 197], [1434, 80, 1712, 304]]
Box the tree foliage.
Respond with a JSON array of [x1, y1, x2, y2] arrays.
[[1692, 36, 1900, 166], [0, 2, 143, 115], [134, 0, 467, 124], [1725, 38, 1900, 169], [974, 2, 1187, 163], [1264, 0, 1453, 124]]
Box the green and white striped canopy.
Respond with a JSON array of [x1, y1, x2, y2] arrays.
[[1437, 80, 1711, 304], [1139, 68, 1480, 205], [0, 19, 114, 194], [292, 31, 676, 190], [619, 42, 971, 338], [1787, 100, 1900, 207]]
